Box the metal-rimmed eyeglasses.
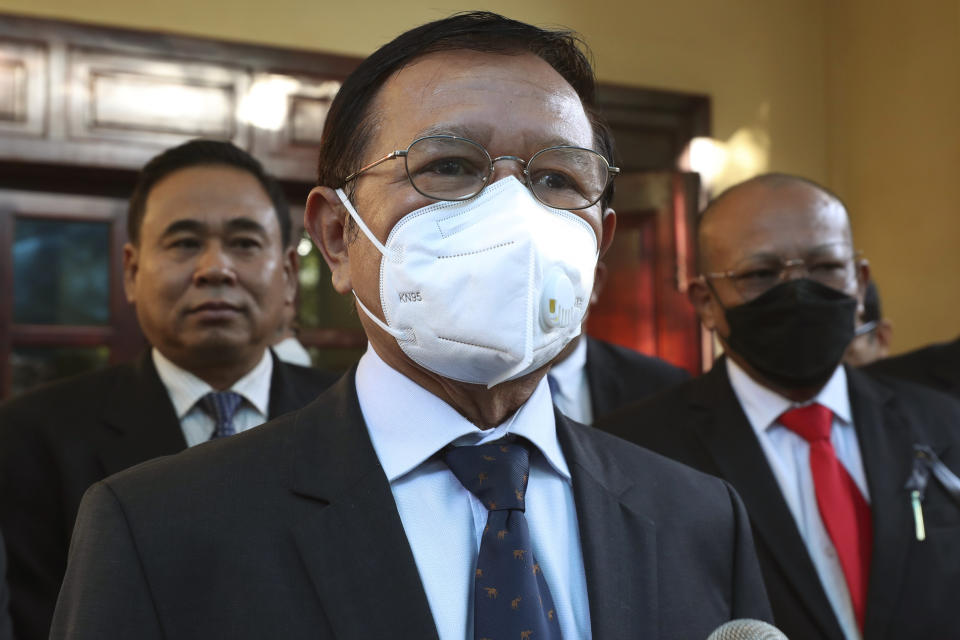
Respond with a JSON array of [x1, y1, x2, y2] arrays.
[[343, 135, 620, 211], [703, 242, 861, 301]]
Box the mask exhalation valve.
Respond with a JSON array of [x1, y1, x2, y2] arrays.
[[540, 269, 578, 331]]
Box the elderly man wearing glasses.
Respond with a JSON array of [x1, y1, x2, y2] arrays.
[[601, 173, 960, 640], [52, 12, 774, 639]]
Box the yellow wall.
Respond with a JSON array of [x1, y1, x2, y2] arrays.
[[1, 0, 954, 351], [0, 0, 829, 184], [826, 0, 960, 353]]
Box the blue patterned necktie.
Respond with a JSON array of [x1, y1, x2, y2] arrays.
[[198, 391, 244, 440], [444, 440, 563, 640]]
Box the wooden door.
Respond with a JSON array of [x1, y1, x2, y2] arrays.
[[586, 171, 709, 375]]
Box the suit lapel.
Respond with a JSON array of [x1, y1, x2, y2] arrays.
[[846, 368, 914, 640], [556, 411, 657, 640], [97, 352, 187, 476], [266, 351, 317, 418], [689, 364, 845, 640], [286, 372, 439, 639], [585, 337, 624, 420]]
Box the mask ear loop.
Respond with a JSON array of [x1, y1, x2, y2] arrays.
[[335, 188, 388, 255], [335, 188, 409, 342], [352, 292, 409, 342]]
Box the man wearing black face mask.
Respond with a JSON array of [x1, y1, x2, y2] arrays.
[[599, 173, 960, 640]]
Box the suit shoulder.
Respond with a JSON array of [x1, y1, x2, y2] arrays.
[[0, 363, 134, 432], [863, 339, 958, 381], [572, 420, 729, 495], [277, 361, 340, 388], [601, 374, 705, 428], [103, 408, 301, 500], [855, 367, 959, 407], [855, 369, 960, 433], [590, 338, 689, 381]]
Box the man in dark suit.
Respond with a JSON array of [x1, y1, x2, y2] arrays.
[[0, 140, 336, 640], [863, 336, 960, 400], [602, 173, 960, 640], [52, 13, 773, 639]]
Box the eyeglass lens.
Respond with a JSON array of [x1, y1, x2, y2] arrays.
[[404, 136, 610, 210], [728, 244, 856, 299]]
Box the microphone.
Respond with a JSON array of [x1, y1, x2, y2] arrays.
[[706, 619, 788, 640]]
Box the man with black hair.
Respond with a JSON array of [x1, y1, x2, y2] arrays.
[[0, 139, 336, 640], [53, 13, 772, 639], [602, 173, 960, 640]]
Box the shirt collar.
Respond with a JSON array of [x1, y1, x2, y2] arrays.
[[726, 357, 852, 435], [354, 346, 571, 482], [152, 347, 273, 418], [548, 336, 587, 386]]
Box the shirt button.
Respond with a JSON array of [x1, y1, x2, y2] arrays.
[[824, 546, 837, 559]]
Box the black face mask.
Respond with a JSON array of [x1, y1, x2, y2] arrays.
[[719, 278, 858, 389]]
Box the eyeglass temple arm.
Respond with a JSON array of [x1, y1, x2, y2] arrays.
[[704, 256, 818, 279], [343, 150, 408, 183]]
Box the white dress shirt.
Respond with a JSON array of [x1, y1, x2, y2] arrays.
[[271, 336, 313, 367], [726, 358, 869, 640], [355, 346, 592, 640], [152, 348, 272, 447], [547, 337, 593, 425]]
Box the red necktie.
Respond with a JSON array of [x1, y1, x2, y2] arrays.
[[779, 403, 872, 631]]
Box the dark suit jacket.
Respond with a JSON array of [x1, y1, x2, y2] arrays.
[[51, 370, 773, 639], [0, 351, 336, 640], [600, 362, 960, 640], [0, 531, 12, 640], [863, 336, 960, 400], [585, 336, 690, 421]]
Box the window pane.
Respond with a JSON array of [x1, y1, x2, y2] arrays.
[[296, 234, 363, 331], [13, 218, 111, 325], [10, 345, 110, 397]]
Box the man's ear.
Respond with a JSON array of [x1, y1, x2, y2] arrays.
[[305, 186, 352, 294], [687, 277, 719, 331], [122, 242, 138, 304], [598, 207, 616, 257], [282, 246, 299, 305], [855, 259, 871, 312], [875, 318, 894, 354]]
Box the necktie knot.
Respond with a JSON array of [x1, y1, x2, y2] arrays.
[[779, 403, 833, 443], [444, 440, 530, 512], [198, 391, 244, 439]]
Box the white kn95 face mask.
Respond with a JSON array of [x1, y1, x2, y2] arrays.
[[337, 176, 598, 388]]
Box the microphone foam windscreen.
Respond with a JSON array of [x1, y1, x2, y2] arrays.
[[706, 619, 788, 640]]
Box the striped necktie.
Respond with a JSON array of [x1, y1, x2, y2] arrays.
[[198, 391, 244, 440]]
